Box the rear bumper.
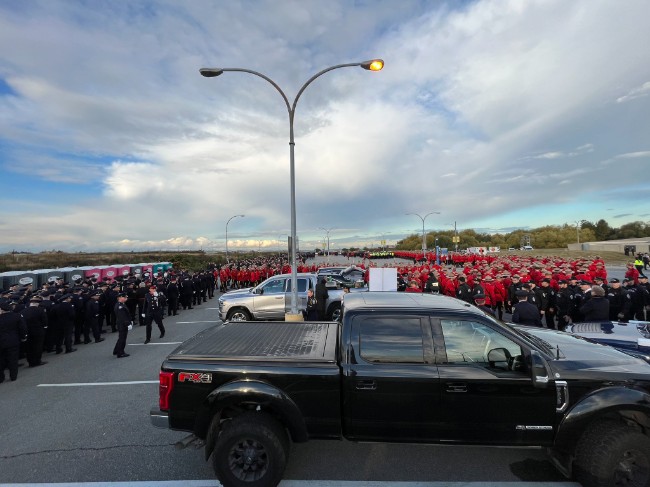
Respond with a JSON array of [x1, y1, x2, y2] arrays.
[[150, 407, 170, 428]]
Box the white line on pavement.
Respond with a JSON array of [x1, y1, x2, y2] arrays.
[[37, 381, 158, 387], [128, 342, 183, 346], [0, 481, 580, 487], [177, 321, 221, 324]]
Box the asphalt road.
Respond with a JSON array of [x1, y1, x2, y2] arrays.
[[0, 285, 588, 486]]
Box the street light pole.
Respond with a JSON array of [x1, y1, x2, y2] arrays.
[[574, 220, 585, 244], [201, 59, 384, 319], [319, 227, 335, 262], [225, 214, 245, 264], [406, 211, 441, 258]]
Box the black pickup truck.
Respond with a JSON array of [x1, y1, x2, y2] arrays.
[[151, 292, 650, 487]]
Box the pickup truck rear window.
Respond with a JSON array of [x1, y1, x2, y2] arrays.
[[359, 317, 425, 364]]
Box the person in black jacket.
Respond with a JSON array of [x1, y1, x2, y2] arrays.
[[112, 293, 131, 358], [0, 302, 28, 382], [554, 280, 574, 330], [85, 292, 105, 344], [303, 289, 319, 321], [512, 290, 542, 327], [57, 294, 77, 354], [21, 296, 48, 367], [456, 277, 473, 303], [579, 285, 610, 321], [315, 278, 329, 320], [424, 272, 440, 294], [606, 278, 626, 321], [143, 285, 166, 344], [166, 277, 179, 316]]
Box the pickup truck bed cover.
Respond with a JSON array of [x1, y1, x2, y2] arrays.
[[167, 321, 339, 363]]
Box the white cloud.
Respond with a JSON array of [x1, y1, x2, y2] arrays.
[[0, 0, 649, 252]]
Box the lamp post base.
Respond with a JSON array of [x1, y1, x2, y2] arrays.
[[285, 312, 304, 322]]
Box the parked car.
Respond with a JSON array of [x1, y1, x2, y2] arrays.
[[521, 245, 534, 250], [153, 292, 650, 487], [565, 320, 650, 363]]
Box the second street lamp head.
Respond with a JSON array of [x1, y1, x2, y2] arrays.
[[360, 59, 384, 71], [200, 68, 224, 77]]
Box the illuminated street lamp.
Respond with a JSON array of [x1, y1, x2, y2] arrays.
[[225, 214, 245, 263], [201, 59, 384, 319], [406, 211, 441, 255]]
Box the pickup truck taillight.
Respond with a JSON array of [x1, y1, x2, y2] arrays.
[[159, 371, 174, 411]]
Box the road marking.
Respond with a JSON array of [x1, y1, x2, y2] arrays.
[[128, 342, 183, 346], [177, 321, 221, 324], [37, 380, 158, 387], [0, 482, 580, 487]]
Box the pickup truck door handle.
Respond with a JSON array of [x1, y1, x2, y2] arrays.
[[445, 382, 467, 393], [355, 380, 377, 390]]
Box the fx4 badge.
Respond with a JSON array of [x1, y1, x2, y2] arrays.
[[178, 372, 212, 384]]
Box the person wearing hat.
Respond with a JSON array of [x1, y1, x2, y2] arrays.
[[634, 275, 650, 320], [554, 280, 574, 330], [506, 275, 523, 313], [85, 292, 105, 344], [21, 296, 48, 367], [455, 276, 473, 303], [0, 301, 28, 382], [512, 289, 542, 327], [424, 271, 440, 294], [579, 285, 610, 321], [143, 285, 166, 344], [473, 293, 495, 317], [113, 293, 131, 358], [606, 279, 625, 321], [57, 294, 77, 354], [538, 279, 556, 329]]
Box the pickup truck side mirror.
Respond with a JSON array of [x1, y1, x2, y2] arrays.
[[530, 350, 550, 389], [487, 347, 510, 369]]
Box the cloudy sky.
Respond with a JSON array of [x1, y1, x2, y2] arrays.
[[1, 0, 649, 253]]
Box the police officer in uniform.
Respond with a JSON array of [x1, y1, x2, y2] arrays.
[[606, 278, 626, 321], [113, 293, 131, 358], [143, 285, 166, 344], [512, 289, 542, 327], [85, 291, 105, 343], [166, 277, 179, 316], [456, 277, 473, 303], [21, 296, 48, 367], [0, 302, 28, 382], [555, 280, 574, 330]]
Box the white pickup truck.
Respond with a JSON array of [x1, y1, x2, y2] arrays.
[[218, 272, 359, 322]]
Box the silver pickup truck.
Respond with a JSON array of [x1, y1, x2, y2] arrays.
[[218, 272, 357, 322]]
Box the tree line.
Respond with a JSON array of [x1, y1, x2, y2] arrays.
[[393, 219, 649, 251]]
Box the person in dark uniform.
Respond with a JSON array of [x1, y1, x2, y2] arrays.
[[579, 285, 610, 321], [538, 279, 556, 329], [303, 289, 319, 321], [21, 296, 48, 367], [143, 285, 165, 344], [85, 291, 105, 343], [554, 280, 574, 330], [57, 294, 77, 354], [606, 278, 626, 321], [315, 278, 329, 320], [506, 275, 523, 313], [135, 283, 147, 325], [455, 276, 473, 303], [473, 293, 495, 316], [105, 284, 119, 332], [112, 293, 131, 358], [180, 276, 194, 310], [166, 277, 179, 316], [0, 302, 28, 382], [512, 289, 542, 327]]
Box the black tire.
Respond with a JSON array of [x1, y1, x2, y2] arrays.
[[227, 308, 252, 322], [212, 412, 289, 487], [327, 302, 341, 321], [574, 420, 650, 487]]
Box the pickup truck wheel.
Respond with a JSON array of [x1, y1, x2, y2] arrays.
[[213, 412, 289, 487], [574, 420, 650, 487], [227, 308, 252, 322], [327, 303, 341, 321]]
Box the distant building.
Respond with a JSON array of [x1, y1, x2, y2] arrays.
[[567, 237, 650, 255]]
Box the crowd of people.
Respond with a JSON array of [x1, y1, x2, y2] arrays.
[[2, 252, 649, 383]]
